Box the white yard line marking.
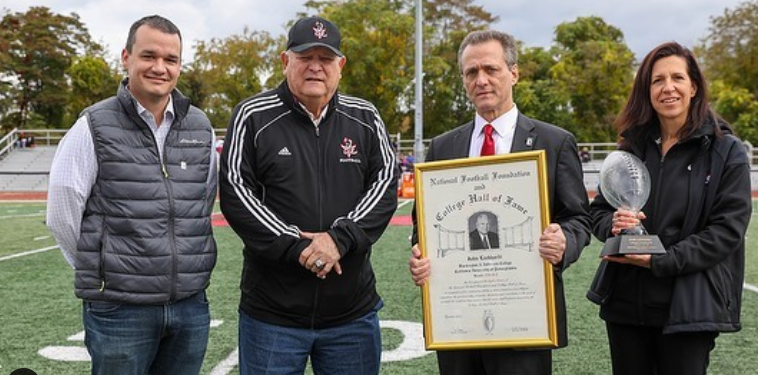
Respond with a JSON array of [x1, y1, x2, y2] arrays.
[[398, 199, 413, 210], [67, 332, 85, 341], [745, 283, 758, 294], [0, 212, 45, 220], [0, 245, 57, 262], [209, 348, 239, 375], [1, 204, 411, 264]]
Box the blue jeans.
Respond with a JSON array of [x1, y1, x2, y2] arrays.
[[82, 291, 210, 375], [239, 301, 383, 375]]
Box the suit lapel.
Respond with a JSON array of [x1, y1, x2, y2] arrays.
[[452, 122, 475, 157], [511, 114, 537, 152]]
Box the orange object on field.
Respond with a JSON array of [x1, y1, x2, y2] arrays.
[[400, 172, 415, 198]]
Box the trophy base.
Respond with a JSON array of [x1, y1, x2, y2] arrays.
[[600, 235, 666, 257]]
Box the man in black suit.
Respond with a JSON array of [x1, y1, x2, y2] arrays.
[[469, 213, 499, 250], [409, 30, 591, 375]]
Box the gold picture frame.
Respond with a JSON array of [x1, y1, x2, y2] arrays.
[[414, 150, 558, 350]]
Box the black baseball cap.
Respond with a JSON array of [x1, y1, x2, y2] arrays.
[[286, 16, 342, 57]]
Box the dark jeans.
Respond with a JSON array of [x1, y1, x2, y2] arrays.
[[82, 291, 210, 375], [437, 348, 552, 375], [238, 301, 383, 375], [606, 322, 718, 375]]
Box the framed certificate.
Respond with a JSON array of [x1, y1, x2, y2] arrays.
[[414, 150, 558, 350]]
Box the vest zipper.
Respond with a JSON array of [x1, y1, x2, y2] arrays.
[[98, 216, 107, 292], [166, 173, 178, 302], [157, 130, 178, 302]]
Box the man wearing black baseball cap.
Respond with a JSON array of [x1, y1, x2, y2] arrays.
[[287, 16, 343, 57], [220, 15, 397, 375]]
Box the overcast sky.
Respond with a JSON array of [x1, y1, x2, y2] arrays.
[[2, 0, 746, 64]]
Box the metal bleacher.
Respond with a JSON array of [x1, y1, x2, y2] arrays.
[[395, 137, 758, 192], [1, 129, 757, 193], [0, 129, 66, 192], [0, 146, 56, 192]]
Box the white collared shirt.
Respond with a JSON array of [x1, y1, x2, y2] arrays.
[[468, 105, 519, 158], [134, 97, 175, 158], [46, 93, 216, 268], [299, 102, 329, 127]]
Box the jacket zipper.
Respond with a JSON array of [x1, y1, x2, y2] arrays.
[[640, 143, 668, 324], [311, 124, 323, 328]]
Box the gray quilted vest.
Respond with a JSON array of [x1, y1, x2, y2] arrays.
[[74, 80, 217, 304]]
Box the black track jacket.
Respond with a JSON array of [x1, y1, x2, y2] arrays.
[[589, 120, 751, 334], [220, 81, 398, 328]]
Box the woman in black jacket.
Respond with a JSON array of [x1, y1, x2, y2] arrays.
[[588, 42, 752, 375]]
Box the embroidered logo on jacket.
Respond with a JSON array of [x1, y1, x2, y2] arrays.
[[179, 138, 205, 145], [340, 137, 361, 164], [278, 147, 292, 156]]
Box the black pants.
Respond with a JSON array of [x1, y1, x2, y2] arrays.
[[437, 349, 551, 375], [606, 322, 718, 375]]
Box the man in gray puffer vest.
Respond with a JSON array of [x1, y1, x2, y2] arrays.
[[46, 15, 217, 375]]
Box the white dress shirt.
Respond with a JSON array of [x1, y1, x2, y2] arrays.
[[298, 102, 329, 127], [46, 95, 217, 268], [468, 105, 519, 158], [481, 233, 491, 249]]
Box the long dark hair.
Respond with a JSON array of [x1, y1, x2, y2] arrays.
[[616, 42, 718, 148]]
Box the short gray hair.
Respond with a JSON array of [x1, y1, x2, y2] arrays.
[[457, 30, 518, 72]]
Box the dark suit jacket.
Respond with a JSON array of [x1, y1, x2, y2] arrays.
[[469, 230, 499, 250], [412, 113, 591, 348]]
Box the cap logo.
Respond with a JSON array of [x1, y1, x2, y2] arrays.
[[313, 22, 328, 40]]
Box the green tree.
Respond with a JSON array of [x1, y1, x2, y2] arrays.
[[420, 0, 498, 138], [0, 6, 101, 130], [299, 0, 496, 137], [175, 65, 207, 112], [698, 0, 758, 97], [710, 80, 758, 145], [516, 46, 573, 130], [0, 79, 11, 123], [189, 28, 277, 128], [65, 55, 121, 127], [302, 0, 415, 135], [697, 0, 758, 148], [551, 16, 635, 142]]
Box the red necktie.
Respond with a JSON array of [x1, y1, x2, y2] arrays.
[[480, 124, 495, 156]]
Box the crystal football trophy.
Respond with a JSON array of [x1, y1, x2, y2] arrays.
[[598, 151, 665, 256]]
